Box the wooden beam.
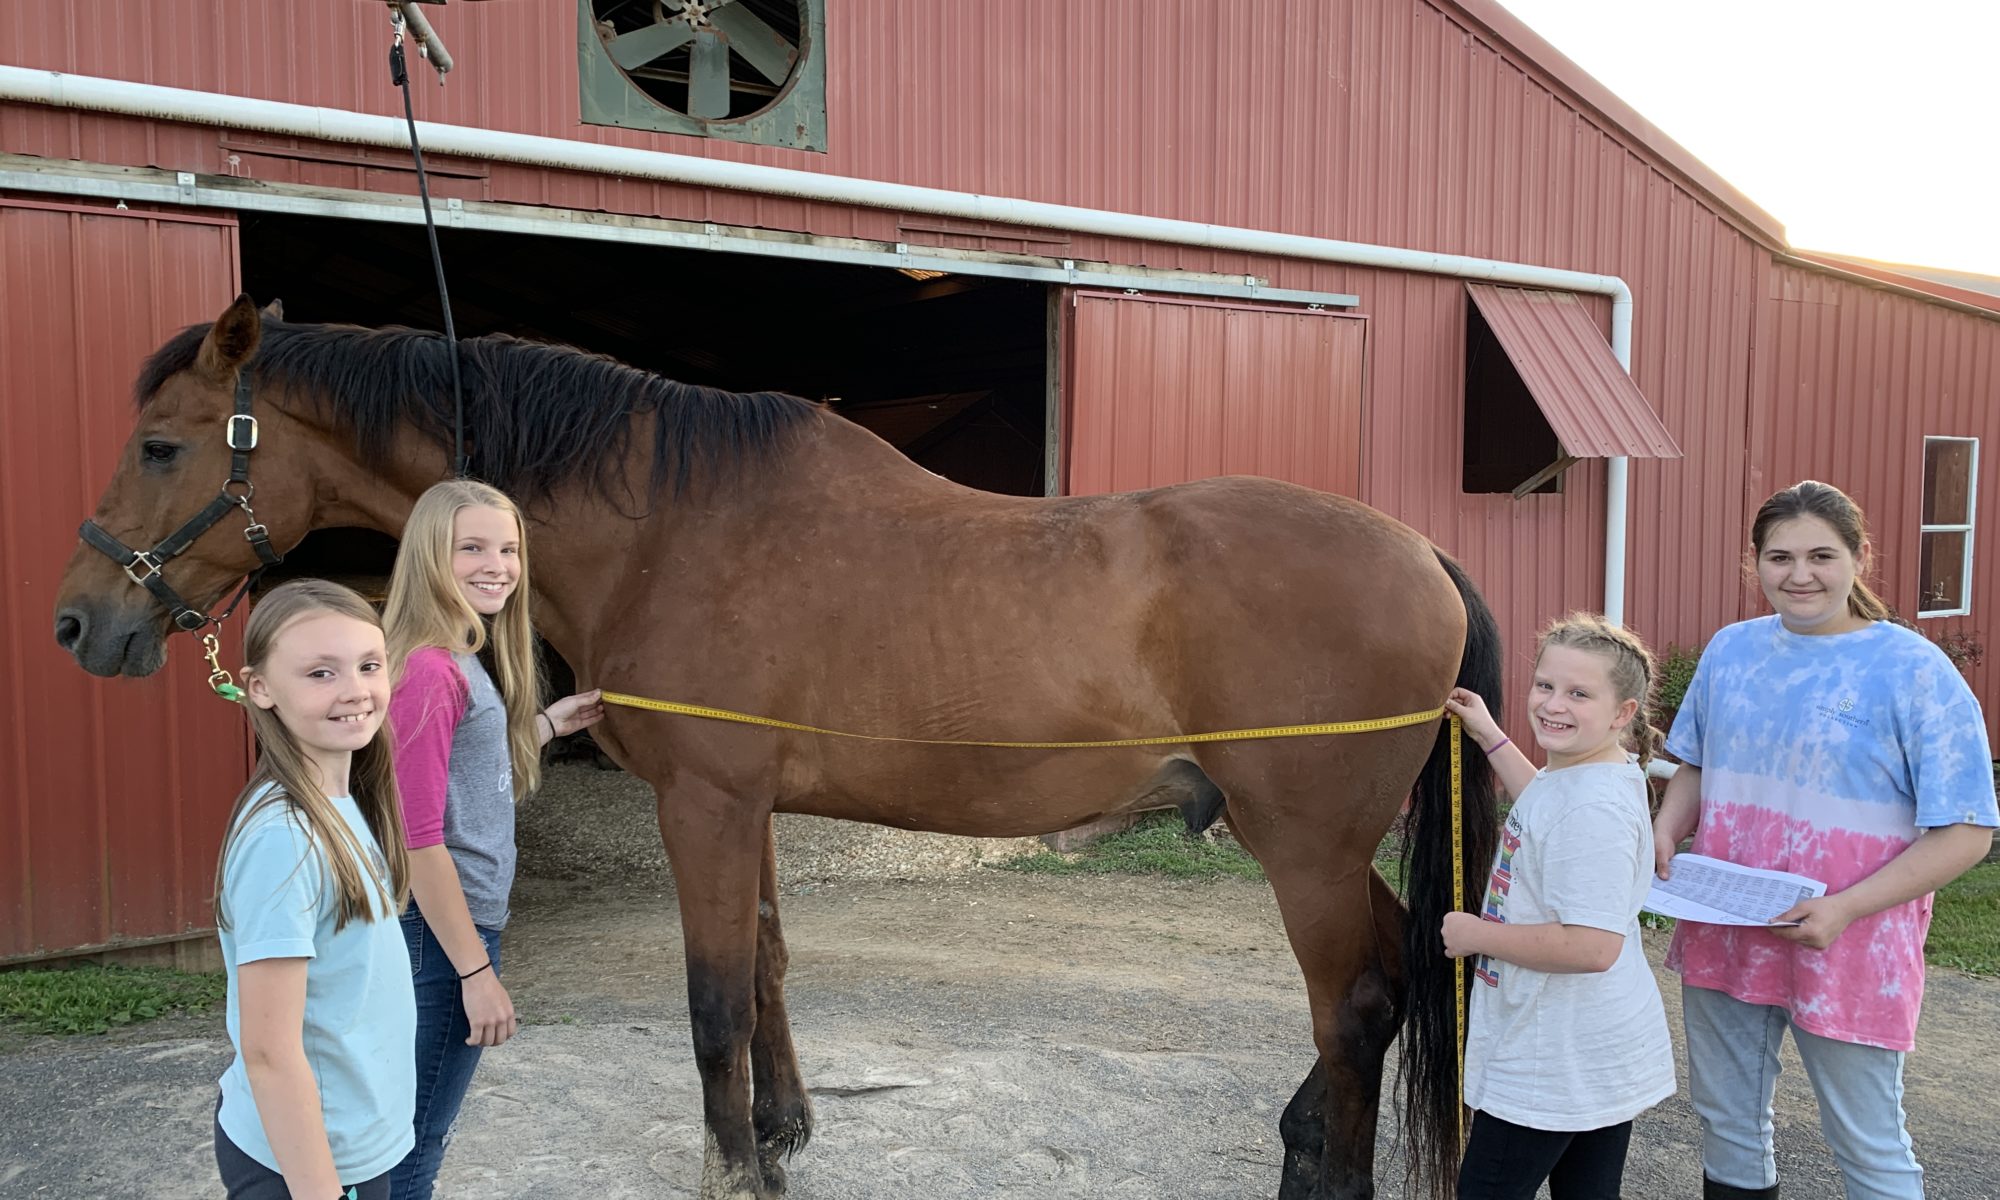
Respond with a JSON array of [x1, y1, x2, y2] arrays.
[[1511, 453, 1580, 500]]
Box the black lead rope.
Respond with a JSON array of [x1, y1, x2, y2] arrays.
[[389, 12, 470, 478]]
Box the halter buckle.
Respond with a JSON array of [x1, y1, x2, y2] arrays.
[[242, 522, 269, 544], [123, 551, 164, 586], [226, 413, 259, 451]]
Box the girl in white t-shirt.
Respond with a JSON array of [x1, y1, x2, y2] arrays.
[[1442, 613, 1677, 1200]]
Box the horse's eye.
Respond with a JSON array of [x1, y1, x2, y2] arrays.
[[142, 441, 178, 464]]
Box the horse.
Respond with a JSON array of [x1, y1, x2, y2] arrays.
[[53, 294, 1500, 1200]]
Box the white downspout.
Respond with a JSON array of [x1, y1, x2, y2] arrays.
[[1606, 287, 1634, 627], [0, 64, 1636, 623]]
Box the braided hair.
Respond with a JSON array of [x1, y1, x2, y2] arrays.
[[1537, 613, 1662, 771]]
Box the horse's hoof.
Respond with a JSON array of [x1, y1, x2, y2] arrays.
[[758, 1110, 812, 1159], [701, 1131, 775, 1200]]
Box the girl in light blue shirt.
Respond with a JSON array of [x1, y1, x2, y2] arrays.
[[212, 580, 415, 1199]]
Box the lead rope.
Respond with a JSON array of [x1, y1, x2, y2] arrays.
[[388, 8, 469, 478]]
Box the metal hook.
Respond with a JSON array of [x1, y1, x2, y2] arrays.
[[202, 631, 246, 703]]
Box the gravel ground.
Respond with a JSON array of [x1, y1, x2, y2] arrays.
[[4, 764, 1994, 1199], [519, 761, 1047, 887]]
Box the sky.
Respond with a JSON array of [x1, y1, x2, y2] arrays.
[[1493, 0, 2000, 278]]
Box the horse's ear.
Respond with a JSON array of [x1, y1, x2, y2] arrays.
[[195, 294, 263, 380], [260, 298, 283, 320]]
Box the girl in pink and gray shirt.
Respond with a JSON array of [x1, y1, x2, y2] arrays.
[[382, 479, 603, 1199]]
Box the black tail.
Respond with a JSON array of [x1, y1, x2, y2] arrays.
[[1398, 550, 1503, 1198]]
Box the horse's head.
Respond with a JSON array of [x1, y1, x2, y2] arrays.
[[53, 294, 321, 677]]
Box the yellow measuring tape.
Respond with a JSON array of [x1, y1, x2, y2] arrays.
[[601, 689, 1472, 1146], [1450, 712, 1467, 1150], [601, 691, 1446, 749]]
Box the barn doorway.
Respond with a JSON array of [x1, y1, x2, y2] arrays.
[[239, 212, 1051, 599]]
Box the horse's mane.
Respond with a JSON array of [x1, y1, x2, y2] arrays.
[[135, 319, 821, 504]]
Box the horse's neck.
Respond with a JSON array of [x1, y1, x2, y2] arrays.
[[307, 398, 936, 673]]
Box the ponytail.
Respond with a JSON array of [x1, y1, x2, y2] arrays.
[[1848, 578, 1891, 623]]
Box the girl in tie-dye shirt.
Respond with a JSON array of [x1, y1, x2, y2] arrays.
[[1655, 480, 1997, 1200]]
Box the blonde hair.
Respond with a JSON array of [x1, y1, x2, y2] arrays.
[[1537, 612, 1662, 770], [382, 479, 544, 800], [214, 580, 410, 933]]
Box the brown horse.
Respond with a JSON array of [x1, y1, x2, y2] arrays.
[[53, 295, 1499, 1200]]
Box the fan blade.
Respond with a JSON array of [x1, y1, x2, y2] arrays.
[[708, 4, 797, 85], [609, 19, 695, 70], [688, 29, 731, 118]]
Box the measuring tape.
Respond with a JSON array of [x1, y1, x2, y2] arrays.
[[600, 691, 1446, 749]]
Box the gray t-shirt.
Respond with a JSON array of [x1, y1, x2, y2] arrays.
[[392, 647, 517, 929], [1462, 760, 1676, 1130]]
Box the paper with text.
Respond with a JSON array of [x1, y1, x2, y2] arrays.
[[1644, 854, 1828, 927]]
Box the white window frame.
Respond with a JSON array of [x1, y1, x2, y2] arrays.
[[1918, 435, 1979, 619]]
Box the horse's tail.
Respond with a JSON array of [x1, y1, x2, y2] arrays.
[[1398, 549, 1503, 1198]]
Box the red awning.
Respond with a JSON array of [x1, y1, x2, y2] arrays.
[[1466, 284, 1682, 459]]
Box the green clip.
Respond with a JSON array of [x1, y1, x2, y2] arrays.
[[214, 682, 246, 704]]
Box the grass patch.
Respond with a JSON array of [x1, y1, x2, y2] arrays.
[[1000, 813, 1266, 881], [0, 963, 226, 1036], [1928, 861, 2000, 977], [999, 814, 1414, 887]]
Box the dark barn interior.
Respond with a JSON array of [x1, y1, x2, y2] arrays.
[[237, 213, 1051, 595]]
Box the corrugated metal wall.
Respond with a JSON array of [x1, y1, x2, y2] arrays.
[[1750, 260, 2000, 709], [0, 0, 1771, 718], [0, 2, 1778, 262], [0, 197, 251, 961], [1064, 293, 1366, 497]]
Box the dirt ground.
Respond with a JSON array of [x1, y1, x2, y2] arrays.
[[3, 769, 1997, 1197]]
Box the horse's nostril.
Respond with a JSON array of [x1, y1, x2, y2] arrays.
[[54, 611, 85, 652]]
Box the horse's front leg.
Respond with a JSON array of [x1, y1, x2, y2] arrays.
[[751, 815, 812, 1193], [657, 780, 773, 1200]]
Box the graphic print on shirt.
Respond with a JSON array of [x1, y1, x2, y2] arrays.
[[1475, 810, 1523, 987]]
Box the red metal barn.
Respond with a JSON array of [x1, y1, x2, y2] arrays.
[[2, 0, 1996, 960]]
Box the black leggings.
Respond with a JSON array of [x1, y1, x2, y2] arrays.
[[1455, 1110, 1634, 1200], [214, 1115, 389, 1200]]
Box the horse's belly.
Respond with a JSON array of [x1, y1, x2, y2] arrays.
[[775, 749, 1176, 839]]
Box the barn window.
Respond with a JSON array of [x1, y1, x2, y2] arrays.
[[1919, 436, 1978, 617], [1458, 285, 1681, 497], [579, 0, 826, 152], [1461, 299, 1564, 495]]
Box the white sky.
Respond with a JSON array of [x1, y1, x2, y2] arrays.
[[1493, 0, 2000, 277]]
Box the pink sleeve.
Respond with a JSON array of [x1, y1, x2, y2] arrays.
[[390, 648, 469, 850]]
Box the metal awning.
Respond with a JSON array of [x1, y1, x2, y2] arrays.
[[1466, 283, 1682, 462]]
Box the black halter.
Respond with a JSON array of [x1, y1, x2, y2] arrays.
[[79, 368, 284, 633]]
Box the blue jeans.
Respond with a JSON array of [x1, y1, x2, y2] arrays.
[[387, 904, 503, 1200], [1683, 983, 1923, 1199]]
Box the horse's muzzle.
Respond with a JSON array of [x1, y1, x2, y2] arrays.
[[53, 600, 168, 678]]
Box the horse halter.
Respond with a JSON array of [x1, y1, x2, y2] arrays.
[[78, 367, 284, 637]]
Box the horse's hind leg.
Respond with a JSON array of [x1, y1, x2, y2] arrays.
[[1279, 1055, 1329, 1195], [1239, 818, 1406, 1200], [751, 817, 812, 1193], [656, 780, 773, 1200]]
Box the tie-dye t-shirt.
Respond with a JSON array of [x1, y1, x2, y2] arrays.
[[1664, 616, 1998, 1051]]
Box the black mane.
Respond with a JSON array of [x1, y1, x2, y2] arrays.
[[136, 319, 820, 504]]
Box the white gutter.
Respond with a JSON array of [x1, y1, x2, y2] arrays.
[[0, 65, 1637, 622]]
